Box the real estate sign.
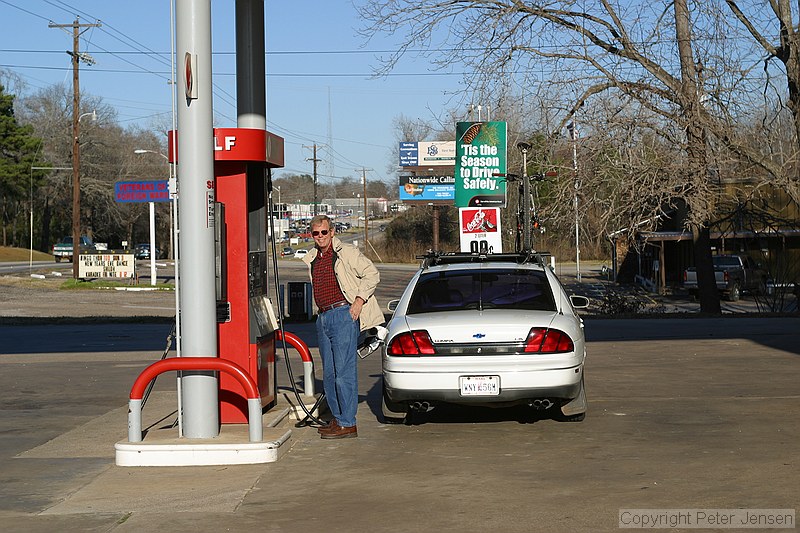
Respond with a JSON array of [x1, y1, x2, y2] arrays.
[[454, 121, 507, 208], [398, 141, 455, 167]]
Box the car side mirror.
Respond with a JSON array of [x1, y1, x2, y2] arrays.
[[570, 295, 590, 309], [388, 299, 399, 312]]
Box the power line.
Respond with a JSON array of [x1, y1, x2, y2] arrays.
[[40, 0, 83, 19], [0, 0, 52, 22]]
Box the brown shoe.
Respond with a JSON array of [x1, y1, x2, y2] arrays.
[[320, 424, 357, 439], [317, 419, 338, 434]]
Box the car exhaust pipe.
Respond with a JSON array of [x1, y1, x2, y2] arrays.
[[528, 399, 554, 410], [410, 401, 430, 412]]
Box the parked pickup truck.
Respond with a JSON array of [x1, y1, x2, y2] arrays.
[[683, 254, 766, 301], [52, 236, 97, 262]]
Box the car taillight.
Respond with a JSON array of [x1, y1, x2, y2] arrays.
[[387, 330, 436, 356], [524, 327, 574, 353]]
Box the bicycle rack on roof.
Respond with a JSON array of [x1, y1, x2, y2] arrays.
[[417, 250, 552, 270]]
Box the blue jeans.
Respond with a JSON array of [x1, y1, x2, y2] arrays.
[[316, 304, 360, 427]]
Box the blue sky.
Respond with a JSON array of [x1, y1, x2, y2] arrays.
[[0, 0, 468, 186]]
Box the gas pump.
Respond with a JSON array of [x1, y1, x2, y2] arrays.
[[168, 128, 284, 425], [214, 129, 284, 423]]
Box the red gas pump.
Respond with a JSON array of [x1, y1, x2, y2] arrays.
[[169, 128, 284, 424]]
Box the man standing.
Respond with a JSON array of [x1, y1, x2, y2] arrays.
[[302, 215, 383, 439]]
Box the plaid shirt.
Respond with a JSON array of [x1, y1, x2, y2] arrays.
[[311, 245, 346, 309]]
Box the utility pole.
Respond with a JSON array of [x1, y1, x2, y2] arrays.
[[357, 168, 372, 249], [50, 18, 100, 280], [305, 144, 321, 216]]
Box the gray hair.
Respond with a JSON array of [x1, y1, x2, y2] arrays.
[[310, 214, 332, 229]]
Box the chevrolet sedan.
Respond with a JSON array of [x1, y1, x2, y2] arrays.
[[381, 252, 589, 424]]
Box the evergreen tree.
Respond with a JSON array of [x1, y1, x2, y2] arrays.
[[0, 84, 46, 247]]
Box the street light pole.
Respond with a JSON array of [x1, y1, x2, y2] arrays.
[[357, 167, 372, 250], [134, 149, 172, 286], [363, 171, 368, 248], [568, 121, 581, 282]]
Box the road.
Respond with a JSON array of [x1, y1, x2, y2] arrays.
[[7, 254, 794, 317]]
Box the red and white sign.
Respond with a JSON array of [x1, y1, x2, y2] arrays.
[[167, 128, 285, 167], [459, 207, 502, 254]]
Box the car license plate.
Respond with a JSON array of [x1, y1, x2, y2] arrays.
[[459, 375, 500, 396]]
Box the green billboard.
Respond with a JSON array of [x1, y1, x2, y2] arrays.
[[455, 121, 507, 208]]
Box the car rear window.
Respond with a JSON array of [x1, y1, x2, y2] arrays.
[[407, 268, 556, 314]]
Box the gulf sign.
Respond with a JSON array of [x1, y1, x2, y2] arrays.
[[167, 128, 285, 168], [115, 180, 171, 203]]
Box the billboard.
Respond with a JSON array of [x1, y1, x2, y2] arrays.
[[399, 175, 455, 202], [115, 180, 171, 203], [454, 121, 507, 208], [459, 207, 502, 254], [399, 141, 455, 167]]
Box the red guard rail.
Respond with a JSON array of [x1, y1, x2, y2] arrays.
[[128, 357, 262, 443], [275, 330, 315, 396]]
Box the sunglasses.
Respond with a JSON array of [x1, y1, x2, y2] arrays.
[[311, 229, 330, 237]]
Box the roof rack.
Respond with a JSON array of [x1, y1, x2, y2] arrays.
[[417, 250, 551, 270]]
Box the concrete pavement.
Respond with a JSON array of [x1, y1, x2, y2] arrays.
[[0, 315, 798, 532], [0, 261, 798, 532]]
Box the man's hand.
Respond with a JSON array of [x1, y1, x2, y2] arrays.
[[350, 297, 364, 321]]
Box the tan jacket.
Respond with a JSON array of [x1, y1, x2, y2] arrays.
[[302, 236, 384, 331]]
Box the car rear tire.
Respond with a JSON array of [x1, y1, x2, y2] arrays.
[[54, 256, 61, 263], [381, 379, 407, 424], [727, 283, 741, 302], [556, 375, 587, 422]]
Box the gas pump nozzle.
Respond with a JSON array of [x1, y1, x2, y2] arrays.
[[358, 325, 388, 359]]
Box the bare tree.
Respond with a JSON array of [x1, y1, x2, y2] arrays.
[[721, 0, 800, 203], [17, 84, 171, 250], [358, 0, 762, 311]]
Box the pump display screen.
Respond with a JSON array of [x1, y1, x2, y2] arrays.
[[248, 251, 267, 297]]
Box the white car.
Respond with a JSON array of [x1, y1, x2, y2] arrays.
[[294, 249, 309, 259], [381, 252, 589, 424]]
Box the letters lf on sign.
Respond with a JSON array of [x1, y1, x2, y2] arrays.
[[214, 136, 236, 151]]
